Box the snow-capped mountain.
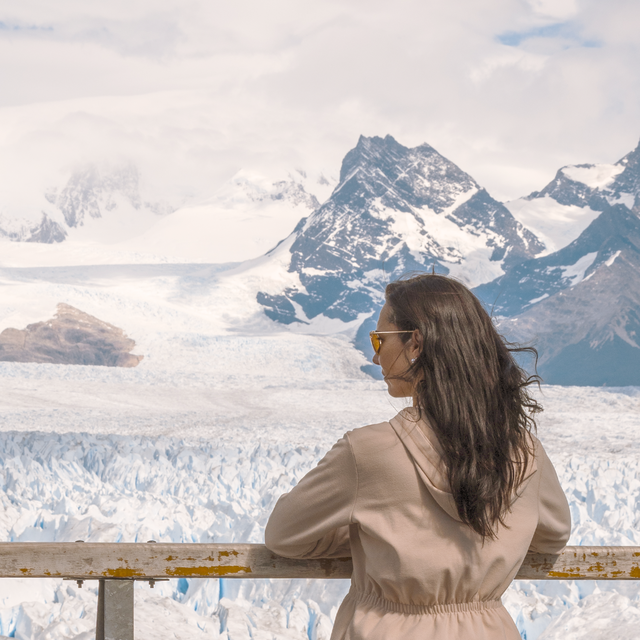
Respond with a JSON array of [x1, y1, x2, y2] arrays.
[[504, 140, 640, 255], [0, 164, 333, 266], [475, 140, 640, 385], [0, 163, 174, 246], [3, 133, 639, 385], [0, 212, 67, 244], [256, 135, 543, 359], [118, 169, 332, 263], [495, 243, 640, 386]]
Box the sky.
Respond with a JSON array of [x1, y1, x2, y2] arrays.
[[0, 0, 639, 213]]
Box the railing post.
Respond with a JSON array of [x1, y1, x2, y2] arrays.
[[96, 579, 134, 640]]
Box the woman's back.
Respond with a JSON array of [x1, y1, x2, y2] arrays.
[[266, 409, 570, 639]]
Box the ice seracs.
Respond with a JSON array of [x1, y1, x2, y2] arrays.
[[0, 374, 638, 640]]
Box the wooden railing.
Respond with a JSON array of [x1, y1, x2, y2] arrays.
[[1, 543, 639, 640]]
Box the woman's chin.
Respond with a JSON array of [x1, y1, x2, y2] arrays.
[[384, 381, 411, 399], [385, 380, 404, 398]]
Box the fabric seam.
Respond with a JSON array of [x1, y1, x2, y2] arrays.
[[536, 441, 543, 525], [346, 431, 359, 524]]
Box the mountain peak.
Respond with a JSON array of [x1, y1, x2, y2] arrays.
[[336, 134, 480, 214], [255, 135, 543, 345]]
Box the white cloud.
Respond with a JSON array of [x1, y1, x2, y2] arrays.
[[527, 0, 580, 20], [470, 48, 548, 83], [0, 0, 638, 210]]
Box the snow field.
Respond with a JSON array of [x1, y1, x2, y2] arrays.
[[504, 196, 602, 255], [115, 169, 327, 264]]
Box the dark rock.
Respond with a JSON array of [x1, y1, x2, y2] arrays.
[[475, 204, 640, 317], [256, 291, 301, 325], [0, 304, 143, 367], [25, 213, 67, 244], [610, 138, 640, 198]]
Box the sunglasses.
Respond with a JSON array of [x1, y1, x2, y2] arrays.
[[369, 330, 414, 354]]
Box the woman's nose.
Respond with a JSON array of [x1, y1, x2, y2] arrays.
[[372, 352, 380, 365]]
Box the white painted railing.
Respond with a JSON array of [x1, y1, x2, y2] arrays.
[[2, 543, 638, 640]]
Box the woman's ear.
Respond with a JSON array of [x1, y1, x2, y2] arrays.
[[408, 329, 422, 362]]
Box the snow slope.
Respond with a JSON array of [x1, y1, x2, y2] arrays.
[[115, 170, 331, 264], [0, 159, 334, 267], [505, 196, 602, 255]]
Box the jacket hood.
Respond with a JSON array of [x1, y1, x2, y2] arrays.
[[389, 408, 538, 523]]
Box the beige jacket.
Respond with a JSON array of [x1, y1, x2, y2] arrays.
[[265, 409, 571, 640]]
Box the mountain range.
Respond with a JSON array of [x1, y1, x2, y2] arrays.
[[479, 141, 640, 385], [0, 163, 173, 246], [1, 135, 639, 385], [254, 135, 640, 385]]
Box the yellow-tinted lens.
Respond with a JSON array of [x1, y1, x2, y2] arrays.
[[369, 331, 381, 354]]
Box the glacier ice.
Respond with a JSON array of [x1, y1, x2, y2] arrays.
[[0, 352, 639, 639], [0, 422, 637, 639]]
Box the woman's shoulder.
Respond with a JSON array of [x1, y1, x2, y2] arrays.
[[346, 410, 410, 458]]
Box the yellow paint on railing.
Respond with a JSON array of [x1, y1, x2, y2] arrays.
[[165, 565, 252, 577], [104, 568, 146, 578]]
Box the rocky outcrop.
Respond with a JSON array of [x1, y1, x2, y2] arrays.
[[0, 212, 67, 244], [0, 304, 143, 367], [25, 213, 68, 243]]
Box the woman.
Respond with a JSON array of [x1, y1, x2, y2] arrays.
[[265, 274, 571, 639]]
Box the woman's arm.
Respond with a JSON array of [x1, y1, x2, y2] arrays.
[[529, 443, 571, 554], [264, 434, 357, 559]]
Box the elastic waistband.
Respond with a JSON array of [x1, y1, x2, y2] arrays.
[[351, 590, 503, 616]]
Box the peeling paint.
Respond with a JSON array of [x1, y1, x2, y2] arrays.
[[631, 566, 640, 579], [103, 568, 145, 578], [164, 565, 252, 577]]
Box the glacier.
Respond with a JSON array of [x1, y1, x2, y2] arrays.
[[0, 357, 639, 639]]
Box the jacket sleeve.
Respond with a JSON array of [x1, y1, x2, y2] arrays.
[[264, 434, 357, 559], [529, 441, 571, 554]]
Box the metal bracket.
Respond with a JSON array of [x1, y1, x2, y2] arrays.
[[148, 578, 169, 588], [96, 579, 134, 640]]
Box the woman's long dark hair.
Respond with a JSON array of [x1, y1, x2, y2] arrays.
[[385, 273, 541, 540]]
